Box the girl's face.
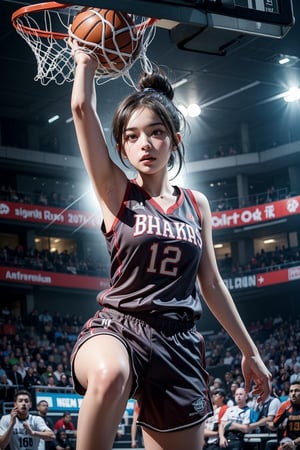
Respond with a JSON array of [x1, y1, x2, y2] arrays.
[[122, 107, 179, 175]]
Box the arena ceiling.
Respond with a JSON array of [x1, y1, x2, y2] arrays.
[[0, 0, 299, 184]]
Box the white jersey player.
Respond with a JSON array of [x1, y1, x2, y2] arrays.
[[0, 390, 55, 450]]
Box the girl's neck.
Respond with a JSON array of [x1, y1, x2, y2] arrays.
[[135, 175, 174, 199]]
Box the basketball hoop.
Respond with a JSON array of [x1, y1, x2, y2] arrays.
[[11, 2, 157, 86]]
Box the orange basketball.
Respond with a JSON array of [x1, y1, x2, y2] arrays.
[[71, 8, 139, 71]]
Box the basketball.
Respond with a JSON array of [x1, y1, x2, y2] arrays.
[[71, 8, 139, 71]]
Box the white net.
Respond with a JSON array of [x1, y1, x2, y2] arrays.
[[12, 4, 156, 86]]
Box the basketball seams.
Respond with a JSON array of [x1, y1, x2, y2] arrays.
[[71, 7, 140, 71]]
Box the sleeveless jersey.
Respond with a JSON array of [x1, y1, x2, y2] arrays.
[[0, 414, 50, 450], [97, 180, 203, 321], [274, 399, 300, 441]]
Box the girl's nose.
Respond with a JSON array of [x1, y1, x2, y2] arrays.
[[141, 134, 151, 149]]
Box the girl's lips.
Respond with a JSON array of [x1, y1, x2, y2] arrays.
[[140, 155, 155, 161], [141, 159, 155, 166]]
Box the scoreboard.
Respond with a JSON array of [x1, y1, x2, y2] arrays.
[[200, 0, 294, 26]]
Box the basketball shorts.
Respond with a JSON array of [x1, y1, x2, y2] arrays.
[[71, 308, 213, 432]]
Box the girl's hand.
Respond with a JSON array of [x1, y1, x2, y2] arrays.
[[241, 353, 272, 403], [68, 35, 98, 70]]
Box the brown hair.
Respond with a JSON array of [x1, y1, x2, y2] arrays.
[[112, 69, 186, 178]]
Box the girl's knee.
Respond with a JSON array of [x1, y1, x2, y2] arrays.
[[74, 335, 132, 399], [85, 364, 132, 405]]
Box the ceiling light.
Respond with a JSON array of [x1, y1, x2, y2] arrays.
[[283, 87, 300, 103], [172, 78, 188, 89], [264, 239, 275, 244], [278, 56, 290, 65], [65, 117, 73, 124], [214, 244, 223, 249], [48, 114, 60, 124], [187, 103, 201, 117]]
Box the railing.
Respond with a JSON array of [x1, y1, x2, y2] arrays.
[[210, 187, 291, 212], [0, 185, 293, 214]]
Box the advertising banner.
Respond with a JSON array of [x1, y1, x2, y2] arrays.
[[1, 196, 299, 230]]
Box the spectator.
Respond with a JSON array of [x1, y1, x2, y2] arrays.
[[8, 364, 24, 388], [36, 400, 55, 450], [54, 412, 76, 435], [223, 371, 234, 395], [223, 351, 234, 367], [204, 388, 228, 450], [290, 363, 300, 383], [248, 394, 281, 434], [53, 363, 65, 384], [53, 428, 74, 450], [226, 381, 240, 407], [219, 387, 252, 450], [40, 365, 55, 386], [0, 373, 15, 402]]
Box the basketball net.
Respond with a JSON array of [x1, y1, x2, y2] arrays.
[[12, 2, 157, 86]]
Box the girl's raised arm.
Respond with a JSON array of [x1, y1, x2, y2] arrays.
[[70, 41, 128, 227]]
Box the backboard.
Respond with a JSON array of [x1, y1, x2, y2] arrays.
[[47, 0, 294, 37]]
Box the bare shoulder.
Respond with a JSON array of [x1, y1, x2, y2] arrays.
[[189, 189, 211, 215]]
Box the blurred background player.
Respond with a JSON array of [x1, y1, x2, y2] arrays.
[[0, 390, 55, 450]]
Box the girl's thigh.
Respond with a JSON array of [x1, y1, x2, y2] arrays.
[[73, 334, 132, 392], [142, 421, 205, 450]]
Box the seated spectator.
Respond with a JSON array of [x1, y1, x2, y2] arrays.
[[41, 365, 55, 386], [57, 374, 72, 390], [0, 373, 15, 402], [8, 364, 23, 388], [23, 366, 42, 391], [53, 428, 74, 450], [54, 412, 76, 435], [2, 319, 16, 336], [204, 388, 228, 450], [53, 363, 65, 384], [219, 387, 252, 450], [248, 394, 281, 434]]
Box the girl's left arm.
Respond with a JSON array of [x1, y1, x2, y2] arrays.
[[194, 190, 271, 402]]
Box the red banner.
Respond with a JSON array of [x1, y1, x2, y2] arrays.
[[211, 196, 300, 229], [0, 196, 299, 230], [0, 202, 102, 229], [1, 265, 299, 291], [223, 265, 300, 290], [256, 265, 300, 287], [0, 266, 109, 291]]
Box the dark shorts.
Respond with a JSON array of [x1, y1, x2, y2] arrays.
[[71, 308, 213, 432]]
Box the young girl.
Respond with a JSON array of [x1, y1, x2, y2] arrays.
[[68, 37, 271, 450]]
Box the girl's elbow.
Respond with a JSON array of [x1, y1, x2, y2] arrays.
[[71, 100, 84, 117]]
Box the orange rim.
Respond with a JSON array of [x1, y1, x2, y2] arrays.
[[11, 2, 158, 40], [11, 2, 73, 40]]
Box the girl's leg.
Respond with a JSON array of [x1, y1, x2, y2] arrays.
[[142, 422, 205, 450], [73, 334, 133, 450]]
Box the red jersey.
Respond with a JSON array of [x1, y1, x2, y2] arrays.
[[54, 418, 75, 431]]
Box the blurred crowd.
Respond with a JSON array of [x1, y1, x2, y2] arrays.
[[0, 304, 299, 407], [1, 244, 300, 282]]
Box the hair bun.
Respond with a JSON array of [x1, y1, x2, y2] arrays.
[[138, 69, 174, 100]]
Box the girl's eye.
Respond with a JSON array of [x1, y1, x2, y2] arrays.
[[125, 134, 137, 142], [152, 128, 165, 136]]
